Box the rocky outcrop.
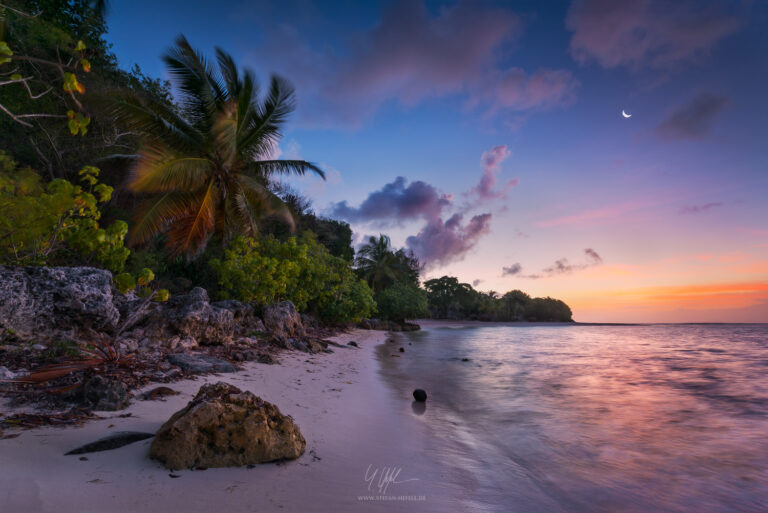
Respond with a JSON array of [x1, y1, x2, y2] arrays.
[[120, 288, 236, 346], [167, 354, 237, 374], [0, 266, 119, 342], [262, 301, 304, 339], [358, 319, 420, 332], [149, 382, 305, 469]]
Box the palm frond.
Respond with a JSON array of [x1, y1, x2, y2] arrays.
[[129, 192, 198, 247], [246, 159, 325, 179], [164, 179, 218, 257], [239, 75, 296, 157], [130, 146, 213, 193]]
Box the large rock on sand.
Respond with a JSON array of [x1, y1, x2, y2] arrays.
[[262, 300, 304, 339], [0, 266, 119, 342], [149, 382, 305, 469]]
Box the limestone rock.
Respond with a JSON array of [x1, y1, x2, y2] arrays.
[[167, 353, 236, 374], [0, 266, 119, 342], [83, 376, 130, 411], [262, 301, 304, 339], [149, 382, 305, 469], [120, 288, 236, 346]]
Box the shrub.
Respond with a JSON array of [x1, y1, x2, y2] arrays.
[[210, 234, 375, 323], [375, 282, 429, 323], [0, 153, 129, 272]]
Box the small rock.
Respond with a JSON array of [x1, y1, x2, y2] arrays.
[[461, 358, 470, 362], [79, 457, 88, 461], [83, 376, 130, 411], [0, 366, 17, 380], [257, 353, 279, 365], [413, 389, 427, 402], [399, 347, 405, 352], [142, 387, 180, 400], [347, 341, 358, 347], [32, 344, 47, 351], [167, 354, 236, 374]]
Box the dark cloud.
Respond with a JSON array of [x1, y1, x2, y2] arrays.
[[259, 0, 577, 127], [679, 202, 724, 215], [472, 279, 483, 287], [567, 0, 740, 70], [406, 213, 492, 269], [330, 176, 451, 224], [584, 248, 603, 264], [520, 248, 603, 279], [656, 93, 730, 140], [501, 263, 523, 276]]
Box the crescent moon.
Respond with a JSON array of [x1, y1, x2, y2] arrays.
[[622, 110, 632, 118]]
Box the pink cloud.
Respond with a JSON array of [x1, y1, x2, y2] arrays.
[[566, 0, 741, 70], [406, 213, 493, 269], [468, 145, 518, 202]]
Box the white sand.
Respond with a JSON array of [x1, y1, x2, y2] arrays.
[[0, 329, 458, 513]]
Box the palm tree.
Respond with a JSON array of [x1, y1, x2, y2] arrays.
[[355, 234, 417, 293], [109, 36, 324, 257]]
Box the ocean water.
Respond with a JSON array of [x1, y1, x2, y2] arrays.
[[378, 324, 768, 513]]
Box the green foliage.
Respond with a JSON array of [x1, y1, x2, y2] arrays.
[[375, 282, 428, 322], [0, 152, 129, 271], [424, 275, 573, 322], [211, 234, 375, 323], [112, 272, 135, 294], [265, 187, 355, 261], [523, 297, 573, 322], [355, 234, 421, 292], [0, 1, 172, 181]]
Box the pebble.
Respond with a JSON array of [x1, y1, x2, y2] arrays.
[[413, 389, 427, 402]]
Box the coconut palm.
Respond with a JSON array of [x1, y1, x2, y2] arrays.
[[355, 234, 420, 292], [109, 36, 324, 257]]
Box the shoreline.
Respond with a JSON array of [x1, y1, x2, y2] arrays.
[[0, 328, 456, 512]]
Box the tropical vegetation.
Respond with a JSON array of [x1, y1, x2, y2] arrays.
[[0, 1, 573, 328]]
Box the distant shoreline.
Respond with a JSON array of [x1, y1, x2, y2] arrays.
[[416, 319, 768, 328]]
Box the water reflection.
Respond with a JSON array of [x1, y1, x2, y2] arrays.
[[411, 400, 427, 416], [386, 324, 768, 513]]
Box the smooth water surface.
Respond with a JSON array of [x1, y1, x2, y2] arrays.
[[379, 324, 768, 513]]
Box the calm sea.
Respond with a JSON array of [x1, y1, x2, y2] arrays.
[[379, 324, 768, 513]]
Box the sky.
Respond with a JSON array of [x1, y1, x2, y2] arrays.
[[106, 0, 768, 323]]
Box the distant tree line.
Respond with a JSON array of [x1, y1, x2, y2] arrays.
[[424, 276, 573, 322]]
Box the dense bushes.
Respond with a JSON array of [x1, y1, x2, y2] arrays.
[[210, 234, 375, 323], [375, 283, 429, 322], [0, 153, 130, 272]]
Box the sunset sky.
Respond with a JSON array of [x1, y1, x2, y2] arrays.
[[107, 0, 768, 323]]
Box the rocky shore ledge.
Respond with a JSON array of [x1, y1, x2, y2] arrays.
[[0, 265, 398, 467]]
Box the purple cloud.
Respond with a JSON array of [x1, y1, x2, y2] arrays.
[[406, 213, 492, 269], [518, 248, 603, 279], [258, 0, 577, 127], [467, 145, 518, 202], [472, 279, 483, 287], [502, 263, 523, 276], [330, 177, 451, 224], [567, 0, 741, 70], [656, 93, 730, 140], [679, 202, 724, 215]]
